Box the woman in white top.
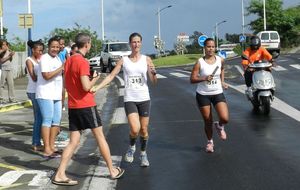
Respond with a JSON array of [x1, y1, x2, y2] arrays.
[[92, 32, 157, 167], [26, 39, 44, 152], [36, 37, 64, 158], [190, 38, 229, 153]]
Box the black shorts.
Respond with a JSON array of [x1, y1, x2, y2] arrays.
[[124, 100, 151, 117], [196, 92, 227, 108], [68, 106, 102, 131]]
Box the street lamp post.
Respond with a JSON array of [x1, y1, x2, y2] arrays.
[[101, 0, 104, 41], [27, 0, 32, 56], [242, 0, 245, 36], [263, 0, 266, 30], [157, 5, 172, 40], [215, 20, 227, 51], [156, 5, 172, 55]]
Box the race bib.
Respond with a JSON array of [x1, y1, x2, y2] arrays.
[[127, 75, 145, 89], [206, 77, 218, 90]]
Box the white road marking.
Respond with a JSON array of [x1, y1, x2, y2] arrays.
[[88, 156, 122, 190], [272, 65, 287, 71], [112, 107, 128, 124], [235, 65, 244, 75], [228, 84, 300, 122], [277, 59, 288, 62], [174, 69, 191, 74], [290, 64, 300, 69], [156, 74, 167, 79], [119, 88, 124, 96], [0, 170, 51, 187], [170, 72, 189, 78]]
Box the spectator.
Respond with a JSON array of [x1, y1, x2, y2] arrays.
[[36, 36, 64, 158], [26, 39, 44, 151], [0, 40, 16, 103]]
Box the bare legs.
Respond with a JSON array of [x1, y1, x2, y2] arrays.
[[199, 102, 229, 140]]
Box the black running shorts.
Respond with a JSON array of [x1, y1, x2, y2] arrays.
[[68, 106, 102, 131], [196, 92, 227, 107], [124, 100, 151, 117]]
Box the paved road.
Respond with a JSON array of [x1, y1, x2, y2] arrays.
[[0, 53, 300, 189], [108, 53, 300, 190]]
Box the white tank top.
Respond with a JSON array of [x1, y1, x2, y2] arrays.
[[123, 55, 150, 102], [196, 56, 223, 95], [26, 57, 40, 93]]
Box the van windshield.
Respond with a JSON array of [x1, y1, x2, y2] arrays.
[[260, 32, 279, 40], [270, 33, 279, 40], [110, 43, 131, 51]]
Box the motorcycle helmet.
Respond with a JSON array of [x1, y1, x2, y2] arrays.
[[250, 36, 261, 50]]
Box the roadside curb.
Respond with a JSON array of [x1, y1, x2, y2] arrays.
[[0, 100, 32, 113]]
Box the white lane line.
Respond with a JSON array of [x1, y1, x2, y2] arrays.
[[277, 59, 288, 62], [235, 65, 244, 75], [228, 84, 300, 122], [0, 170, 51, 187], [173, 69, 191, 74], [170, 72, 189, 78], [156, 74, 167, 79], [272, 65, 287, 71], [290, 64, 300, 69], [119, 88, 124, 96], [116, 75, 125, 86], [112, 107, 127, 124], [88, 156, 122, 190]]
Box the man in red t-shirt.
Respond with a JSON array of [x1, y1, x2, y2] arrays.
[[52, 33, 124, 186]]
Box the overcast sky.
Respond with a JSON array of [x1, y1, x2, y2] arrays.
[[3, 0, 299, 54]]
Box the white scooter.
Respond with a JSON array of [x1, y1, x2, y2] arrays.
[[242, 55, 276, 115]]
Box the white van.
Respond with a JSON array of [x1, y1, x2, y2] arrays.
[[256, 31, 280, 56]]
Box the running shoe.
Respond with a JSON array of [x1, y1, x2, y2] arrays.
[[124, 145, 135, 163], [205, 141, 214, 153], [214, 121, 227, 140], [140, 152, 150, 167]]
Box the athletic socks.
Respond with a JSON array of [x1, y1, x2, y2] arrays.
[[140, 136, 149, 152], [129, 135, 137, 146]]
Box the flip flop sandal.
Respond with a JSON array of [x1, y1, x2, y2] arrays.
[[111, 167, 125, 179], [52, 178, 78, 186], [43, 153, 61, 159]]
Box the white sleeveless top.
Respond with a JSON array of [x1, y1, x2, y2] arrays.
[[26, 57, 40, 93], [123, 55, 150, 102], [196, 56, 223, 95], [36, 53, 63, 100]]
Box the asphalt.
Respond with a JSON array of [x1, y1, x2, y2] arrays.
[[0, 76, 32, 113]]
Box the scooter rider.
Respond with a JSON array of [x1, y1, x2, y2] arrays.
[[241, 36, 273, 96]]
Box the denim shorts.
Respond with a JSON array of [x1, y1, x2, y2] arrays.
[[37, 98, 62, 127]]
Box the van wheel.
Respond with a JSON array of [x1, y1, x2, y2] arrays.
[[100, 59, 107, 73], [108, 60, 114, 72]]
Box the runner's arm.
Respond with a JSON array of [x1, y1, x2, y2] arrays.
[[147, 56, 157, 84], [91, 59, 123, 92], [190, 61, 211, 83]]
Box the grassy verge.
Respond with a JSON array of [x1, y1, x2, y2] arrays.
[[152, 54, 201, 67]]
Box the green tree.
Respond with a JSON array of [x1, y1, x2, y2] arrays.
[[46, 23, 102, 58], [185, 31, 203, 54], [9, 36, 26, 51], [246, 0, 300, 47]]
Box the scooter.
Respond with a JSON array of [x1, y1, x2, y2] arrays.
[[242, 55, 276, 115]]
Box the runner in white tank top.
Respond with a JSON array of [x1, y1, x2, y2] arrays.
[[190, 38, 229, 153], [92, 33, 157, 167], [123, 55, 150, 102]]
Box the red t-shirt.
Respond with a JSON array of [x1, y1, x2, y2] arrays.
[[64, 54, 96, 108]]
